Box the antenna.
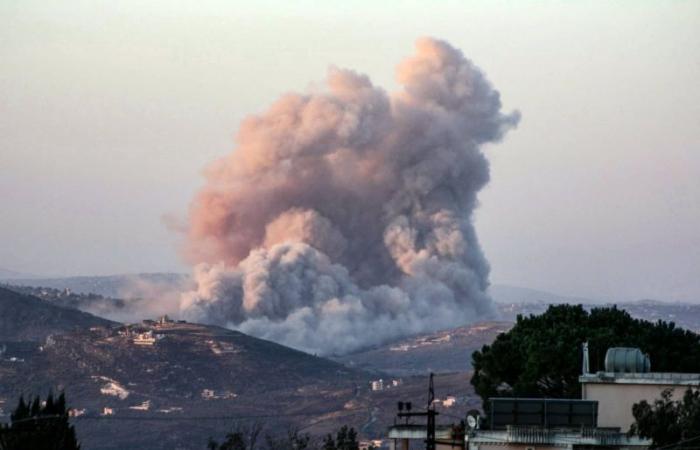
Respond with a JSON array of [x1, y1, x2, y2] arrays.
[[426, 373, 436, 450], [428, 372, 435, 408]]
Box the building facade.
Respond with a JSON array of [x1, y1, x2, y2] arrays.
[[580, 371, 700, 430]]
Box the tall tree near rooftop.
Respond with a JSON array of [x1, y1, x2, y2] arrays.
[[471, 304, 700, 406], [630, 388, 700, 447], [0, 392, 80, 450]]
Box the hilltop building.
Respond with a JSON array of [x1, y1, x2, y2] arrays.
[[156, 315, 174, 326], [133, 331, 156, 346], [371, 378, 403, 392]]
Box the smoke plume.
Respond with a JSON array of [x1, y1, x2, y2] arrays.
[[180, 38, 519, 355]]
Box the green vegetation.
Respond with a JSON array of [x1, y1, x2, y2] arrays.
[[207, 425, 358, 450], [208, 423, 313, 450], [0, 392, 80, 450], [630, 388, 700, 447], [322, 426, 359, 450], [471, 304, 700, 404]]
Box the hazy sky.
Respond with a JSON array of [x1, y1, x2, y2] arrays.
[[1, 1, 698, 302]]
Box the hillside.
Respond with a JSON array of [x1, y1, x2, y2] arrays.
[[334, 321, 512, 376], [0, 319, 374, 449], [0, 287, 115, 341]]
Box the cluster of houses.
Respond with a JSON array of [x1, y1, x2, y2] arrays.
[[76, 404, 182, 417], [387, 346, 700, 450], [116, 315, 182, 346], [371, 378, 404, 391]]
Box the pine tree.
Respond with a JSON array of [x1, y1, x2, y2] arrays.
[[322, 433, 336, 450], [0, 392, 80, 450]]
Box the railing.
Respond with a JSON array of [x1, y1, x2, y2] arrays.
[[469, 426, 628, 445]]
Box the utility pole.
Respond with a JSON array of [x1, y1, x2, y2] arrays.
[[396, 372, 438, 450], [426, 373, 436, 450]]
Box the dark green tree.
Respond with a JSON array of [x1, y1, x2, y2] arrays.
[[265, 429, 311, 450], [630, 388, 700, 447], [208, 424, 356, 450], [207, 423, 263, 450], [0, 392, 80, 450], [322, 426, 358, 450], [471, 304, 700, 405]]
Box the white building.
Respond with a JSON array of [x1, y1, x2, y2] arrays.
[[129, 400, 151, 411], [68, 408, 86, 417], [371, 379, 384, 391], [442, 396, 456, 407], [133, 331, 156, 346]]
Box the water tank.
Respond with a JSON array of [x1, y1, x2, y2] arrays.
[[604, 347, 651, 373]]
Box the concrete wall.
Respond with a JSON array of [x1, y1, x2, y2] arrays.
[[582, 382, 692, 431]]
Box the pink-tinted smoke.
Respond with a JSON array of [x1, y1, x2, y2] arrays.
[[180, 38, 520, 355]]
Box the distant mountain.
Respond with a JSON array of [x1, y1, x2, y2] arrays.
[[1, 283, 136, 321], [334, 299, 700, 377], [0, 268, 37, 280], [0, 287, 115, 341], [496, 300, 700, 333], [334, 321, 512, 376], [488, 283, 599, 304], [0, 319, 371, 449], [5, 272, 189, 298]]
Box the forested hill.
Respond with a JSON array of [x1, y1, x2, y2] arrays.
[[0, 287, 116, 341]]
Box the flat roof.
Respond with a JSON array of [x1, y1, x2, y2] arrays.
[[580, 371, 700, 386]]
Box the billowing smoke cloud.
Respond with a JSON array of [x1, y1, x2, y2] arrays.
[[180, 38, 519, 355]]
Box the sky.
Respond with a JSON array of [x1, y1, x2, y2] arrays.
[[1, 1, 698, 302]]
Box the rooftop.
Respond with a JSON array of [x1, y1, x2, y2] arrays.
[[580, 371, 700, 385]]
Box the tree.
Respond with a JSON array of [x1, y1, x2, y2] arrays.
[[208, 424, 311, 450], [207, 423, 263, 450], [208, 424, 359, 450], [630, 388, 700, 447], [471, 304, 700, 405], [0, 392, 80, 450], [322, 426, 358, 450], [265, 429, 311, 450]]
